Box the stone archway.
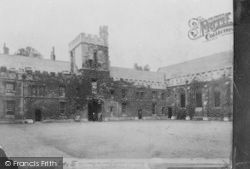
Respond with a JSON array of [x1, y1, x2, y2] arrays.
[[35, 109, 42, 121], [87, 99, 104, 121]]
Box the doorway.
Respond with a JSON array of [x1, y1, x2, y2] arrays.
[[138, 109, 142, 119], [88, 99, 102, 121], [168, 107, 172, 118], [161, 107, 165, 115], [35, 109, 42, 121]]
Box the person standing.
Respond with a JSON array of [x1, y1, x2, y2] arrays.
[[93, 112, 96, 121]]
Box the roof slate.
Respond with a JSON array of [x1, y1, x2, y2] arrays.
[[110, 66, 165, 82], [158, 50, 233, 79], [0, 54, 70, 73]]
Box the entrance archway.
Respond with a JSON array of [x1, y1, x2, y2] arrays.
[[35, 109, 42, 121], [138, 109, 142, 119], [88, 99, 103, 121], [168, 107, 172, 118]]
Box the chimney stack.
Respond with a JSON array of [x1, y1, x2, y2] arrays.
[[50, 46, 56, 60], [3, 43, 9, 55]]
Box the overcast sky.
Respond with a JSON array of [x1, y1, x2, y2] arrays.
[[0, 0, 233, 71]]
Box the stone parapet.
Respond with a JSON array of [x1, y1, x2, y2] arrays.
[[69, 33, 107, 51]]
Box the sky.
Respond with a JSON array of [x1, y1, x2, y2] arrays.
[[0, 0, 233, 71]]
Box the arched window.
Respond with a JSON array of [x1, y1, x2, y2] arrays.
[[214, 87, 221, 107], [179, 88, 186, 108], [196, 89, 202, 107]]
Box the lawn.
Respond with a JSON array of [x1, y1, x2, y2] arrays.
[[0, 120, 232, 159]]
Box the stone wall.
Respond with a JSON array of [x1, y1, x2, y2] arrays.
[[166, 76, 233, 120]]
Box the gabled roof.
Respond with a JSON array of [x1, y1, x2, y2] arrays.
[[157, 50, 233, 79], [110, 66, 165, 82], [0, 54, 70, 73]]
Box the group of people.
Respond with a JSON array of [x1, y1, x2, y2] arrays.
[[92, 112, 102, 122]]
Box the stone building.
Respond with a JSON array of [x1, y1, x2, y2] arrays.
[[0, 26, 233, 122], [158, 51, 233, 121]]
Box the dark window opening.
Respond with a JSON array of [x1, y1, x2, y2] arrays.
[[93, 51, 98, 67], [6, 101, 15, 115], [214, 91, 221, 107], [180, 93, 186, 108], [196, 92, 202, 107], [110, 89, 115, 95]]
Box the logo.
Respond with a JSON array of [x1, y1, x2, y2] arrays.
[[188, 12, 233, 41], [5, 161, 11, 166]]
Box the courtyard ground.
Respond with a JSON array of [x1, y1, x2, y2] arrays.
[[0, 120, 232, 159]]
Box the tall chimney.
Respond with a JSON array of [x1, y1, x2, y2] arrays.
[[50, 46, 55, 60], [3, 43, 9, 55]]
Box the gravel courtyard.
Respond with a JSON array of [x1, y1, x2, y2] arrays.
[[0, 120, 232, 159]]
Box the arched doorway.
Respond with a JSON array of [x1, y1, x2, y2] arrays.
[[88, 99, 103, 121], [35, 109, 42, 121], [168, 107, 172, 118], [138, 109, 143, 119]]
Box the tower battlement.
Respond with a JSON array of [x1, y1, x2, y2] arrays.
[[69, 26, 108, 51]]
